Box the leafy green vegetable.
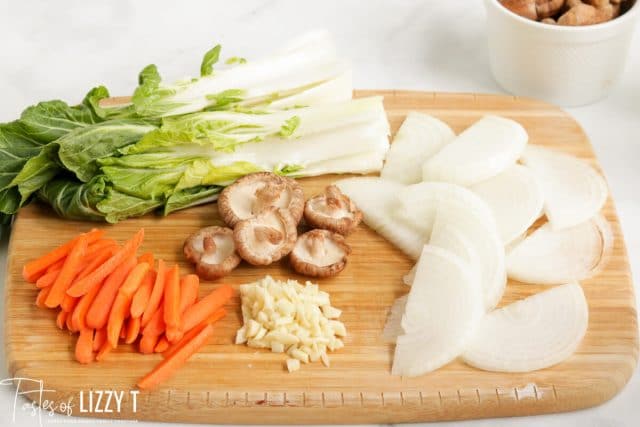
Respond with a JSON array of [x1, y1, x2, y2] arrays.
[[225, 57, 247, 65], [96, 188, 163, 224], [200, 44, 222, 77], [10, 144, 62, 203], [164, 185, 221, 215], [37, 176, 106, 221]]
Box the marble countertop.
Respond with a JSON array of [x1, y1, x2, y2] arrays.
[[1, 0, 638, 426]]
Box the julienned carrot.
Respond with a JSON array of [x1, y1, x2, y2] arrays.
[[86, 239, 117, 256], [142, 306, 165, 338], [138, 252, 154, 267], [154, 336, 170, 353], [139, 334, 159, 354], [107, 262, 150, 347], [36, 287, 52, 308], [46, 257, 66, 274], [137, 323, 215, 390], [56, 310, 68, 330], [35, 267, 61, 289], [61, 294, 79, 314], [125, 317, 141, 344], [164, 265, 181, 342], [142, 259, 166, 327], [71, 278, 105, 332], [75, 329, 94, 364], [75, 246, 118, 282], [179, 275, 200, 313], [180, 285, 234, 333], [23, 229, 104, 283], [86, 257, 136, 330], [163, 308, 226, 359], [67, 229, 144, 297], [130, 270, 156, 318], [92, 328, 107, 352], [96, 340, 112, 361], [45, 234, 89, 308]]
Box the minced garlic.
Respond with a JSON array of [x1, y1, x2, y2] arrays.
[[235, 276, 346, 372]]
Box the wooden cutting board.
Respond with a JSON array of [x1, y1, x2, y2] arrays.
[[4, 91, 638, 424]]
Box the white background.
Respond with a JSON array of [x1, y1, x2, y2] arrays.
[[0, 1, 638, 426]]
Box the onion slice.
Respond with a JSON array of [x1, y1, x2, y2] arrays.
[[470, 164, 544, 245], [392, 245, 483, 376], [335, 177, 429, 259], [462, 283, 588, 372], [422, 115, 528, 186], [381, 113, 455, 184], [382, 295, 408, 343], [521, 145, 608, 230], [507, 216, 613, 285]]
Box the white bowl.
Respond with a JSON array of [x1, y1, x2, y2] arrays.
[[484, 0, 639, 106]]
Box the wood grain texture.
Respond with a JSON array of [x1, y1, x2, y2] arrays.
[[4, 90, 638, 424]]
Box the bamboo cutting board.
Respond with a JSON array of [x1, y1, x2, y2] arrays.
[[4, 91, 638, 424]]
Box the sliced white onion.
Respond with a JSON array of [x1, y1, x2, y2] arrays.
[[381, 295, 407, 343], [520, 145, 608, 230], [381, 113, 455, 184], [392, 245, 483, 376], [402, 265, 416, 286], [397, 182, 506, 309], [462, 283, 588, 372], [507, 216, 613, 285], [335, 177, 429, 259], [470, 164, 544, 245], [422, 115, 528, 186]]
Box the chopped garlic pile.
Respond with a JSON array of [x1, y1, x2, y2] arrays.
[[236, 276, 346, 372]]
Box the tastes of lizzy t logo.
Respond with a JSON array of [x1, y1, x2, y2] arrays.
[[0, 377, 139, 425]]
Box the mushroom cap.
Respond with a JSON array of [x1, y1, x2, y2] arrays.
[[218, 172, 304, 227], [290, 229, 352, 278], [303, 185, 363, 235], [183, 226, 241, 279], [233, 207, 298, 266]]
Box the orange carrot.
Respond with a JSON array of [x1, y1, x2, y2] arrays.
[[35, 267, 61, 289], [56, 310, 68, 330], [65, 311, 74, 330], [179, 274, 200, 313], [23, 229, 104, 283], [125, 317, 141, 344], [67, 229, 144, 297], [137, 323, 215, 390], [120, 326, 127, 340], [86, 239, 117, 256], [74, 245, 118, 282], [96, 340, 112, 361], [154, 336, 170, 353], [86, 257, 136, 330], [45, 234, 89, 308], [164, 265, 181, 342], [75, 329, 94, 364], [61, 294, 79, 314], [92, 328, 107, 352], [107, 262, 150, 347], [180, 285, 234, 333], [130, 270, 156, 318], [142, 259, 166, 327], [71, 278, 105, 332], [36, 286, 52, 308], [163, 308, 226, 359], [138, 252, 154, 267], [139, 334, 159, 354], [142, 306, 165, 338], [46, 257, 66, 273]]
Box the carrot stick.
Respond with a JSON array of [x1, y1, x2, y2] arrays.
[[86, 257, 136, 330], [125, 317, 141, 344], [180, 285, 234, 333], [142, 306, 165, 338], [164, 265, 181, 342], [22, 229, 104, 283], [71, 278, 105, 332], [61, 294, 79, 314], [139, 334, 159, 354], [120, 326, 127, 340], [45, 234, 89, 308], [164, 274, 200, 343], [107, 262, 150, 347], [36, 286, 52, 308], [35, 267, 61, 289], [65, 311, 74, 330], [86, 239, 117, 256], [67, 229, 144, 297], [92, 328, 107, 352], [154, 336, 170, 353], [96, 340, 112, 361], [46, 258, 66, 274], [75, 329, 94, 364], [138, 252, 154, 267], [137, 323, 215, 390], [142, 259, 166, 327], [74, 245, 118, 283], [56, 310, 68, 330], [163, 308, 226, 359], [130, 270, 156, 318]]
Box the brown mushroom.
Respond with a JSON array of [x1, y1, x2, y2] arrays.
[[303, 185, 363, 235], [183, 226, 241, 279], [233, 207, 298, 265], [218, 172, 304, 227], [290, 229, 352, 277]]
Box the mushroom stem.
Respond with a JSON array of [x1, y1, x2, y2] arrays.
[[325, 186, 346, 212], [252, 183, 284, 214], [254, 226, 284, 244], [203, 235, 217, 252], [306, 233, 326, 258]]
